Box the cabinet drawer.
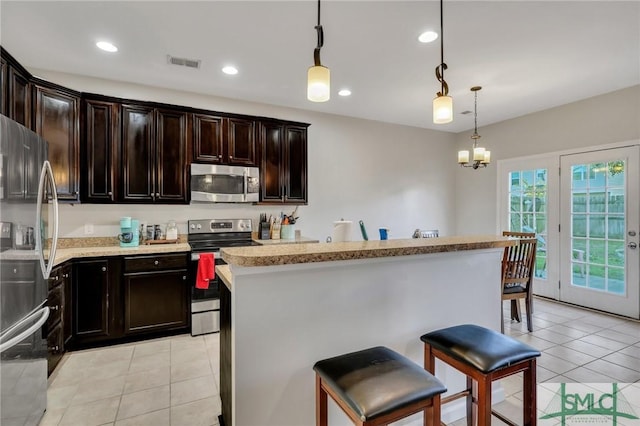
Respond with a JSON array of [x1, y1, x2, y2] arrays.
[[45, 283, 63, 333], [47, 321, 64, 376], [48, 266, 64, 290], [1, 261, 36, 281], [123, 254, 187, 273]]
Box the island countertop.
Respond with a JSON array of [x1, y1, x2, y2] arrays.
[[221, 234, 515, 267]]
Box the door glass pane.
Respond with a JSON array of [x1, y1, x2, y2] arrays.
[[569, 161, 626, 294], [507, 168, 548, 279]]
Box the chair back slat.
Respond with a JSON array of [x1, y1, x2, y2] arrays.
[[501, 232, 537, 288]]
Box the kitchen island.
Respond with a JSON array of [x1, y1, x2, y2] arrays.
[[219, 235, 515, 426]]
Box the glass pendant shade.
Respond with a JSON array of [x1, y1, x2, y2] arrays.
[[458, 150, 469, 164], [307, 65, 330, 102], [433, 95, 453, 124], [473, 147, 486, 161]]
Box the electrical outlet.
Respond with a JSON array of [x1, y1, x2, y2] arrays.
[[84, 224, 94, 235]]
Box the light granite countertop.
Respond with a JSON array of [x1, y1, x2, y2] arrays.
[[52, 243, 191, 266], [221, 235, 516, 267], [217, 265, 232, 290]]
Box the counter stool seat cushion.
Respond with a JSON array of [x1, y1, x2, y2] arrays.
[[313, 346, 446, 422], [420, 324, 540, 373]]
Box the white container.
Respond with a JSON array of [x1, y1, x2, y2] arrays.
[[166, 220, 178, 240], [332, 220, 353, 242]]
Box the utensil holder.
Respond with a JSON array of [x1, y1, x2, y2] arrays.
[[281, 225, 294, 240]]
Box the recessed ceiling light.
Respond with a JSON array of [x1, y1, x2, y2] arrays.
[[222, 66, 238, 75], [96, 41, 118, 52], [418, 31, 438, 43], [338, 89, 351, 97]]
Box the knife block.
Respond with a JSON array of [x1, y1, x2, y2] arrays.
[[259, 222, 271, 240]]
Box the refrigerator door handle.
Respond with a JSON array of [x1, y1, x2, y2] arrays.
[[36, 160, 59, 279], [0, 307, 50, 353]]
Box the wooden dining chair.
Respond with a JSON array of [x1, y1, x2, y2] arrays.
[[501, 232, 537, 333]]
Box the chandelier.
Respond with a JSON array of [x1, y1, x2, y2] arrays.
[[458, 86, 490, 169]]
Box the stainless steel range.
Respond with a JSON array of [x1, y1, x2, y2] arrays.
[[188, 219, 257, 336]]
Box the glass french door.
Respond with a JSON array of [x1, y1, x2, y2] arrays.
[[559, 147, 639, 318], [499, 157, 559, 299]]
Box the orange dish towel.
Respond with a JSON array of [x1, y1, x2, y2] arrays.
[[196, 253, 215, 289]]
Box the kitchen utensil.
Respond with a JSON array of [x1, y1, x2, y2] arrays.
[[359, 220, 368, 241]]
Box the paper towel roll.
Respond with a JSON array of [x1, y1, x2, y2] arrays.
[[332, 220, 353, 242]]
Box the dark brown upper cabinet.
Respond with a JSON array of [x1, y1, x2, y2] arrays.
[[81, 98, 119, 203], [259, 122, 308, 204], [120, 104, 188, 203], [192, 114, 257, 166], [1, 48, 31, 128], [33, 80, 80, 202]]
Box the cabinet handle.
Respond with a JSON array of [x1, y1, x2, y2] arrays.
[[13, 268, 17, 274], [50, 305, 59, 311], [182, 275, 186, 280], [218, 154, 222, 159], [154, 260, 159, 265], [48, 345, 59, 352], [63, 273, 69, 278], [101, 266, 107, 272], [108, 191, 113, 196], [229, 155, 233, 159]]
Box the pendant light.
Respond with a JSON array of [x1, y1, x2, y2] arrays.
[[458, 86, 490, 169], [433, 0, 452, 123], [307, 0, 330, 102]]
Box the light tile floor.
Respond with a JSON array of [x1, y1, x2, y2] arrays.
[[39, 297, 640, 426], [450, 297, 640, 425], [40, 333, 221, 426]]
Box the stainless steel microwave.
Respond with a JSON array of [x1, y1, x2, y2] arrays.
[[190, 164, 260, 203]]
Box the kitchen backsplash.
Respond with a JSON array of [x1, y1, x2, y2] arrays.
[[57, 203, 301, 240]]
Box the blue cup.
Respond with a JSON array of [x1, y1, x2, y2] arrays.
[[379, 228, 389, 240]]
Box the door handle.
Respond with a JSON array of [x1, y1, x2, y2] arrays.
[[628, 242, 637, 249]]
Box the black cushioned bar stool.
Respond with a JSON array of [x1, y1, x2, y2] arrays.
[[420, 324, 541, 426], [313, 346, 447, 426]]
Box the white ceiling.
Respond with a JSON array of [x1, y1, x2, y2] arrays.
[[1, 1, 638, 133]]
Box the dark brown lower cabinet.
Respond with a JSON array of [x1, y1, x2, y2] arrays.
[[123, 269, 188, 335], [70, 253, 189, 348], [73, 258, 122, 346]]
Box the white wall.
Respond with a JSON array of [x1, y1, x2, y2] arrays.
[[454, 85, 640, 235], [29, 69, 457, 241]]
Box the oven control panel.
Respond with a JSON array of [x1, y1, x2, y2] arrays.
[[188, 219, 252, 234]]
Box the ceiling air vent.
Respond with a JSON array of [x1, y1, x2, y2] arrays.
[[167, 55, 201, 69]]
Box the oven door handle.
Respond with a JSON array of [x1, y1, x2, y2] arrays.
[[191, 251, 221, 261]]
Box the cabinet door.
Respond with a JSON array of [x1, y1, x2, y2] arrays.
[[0, 55, 6, 116], [120, 104, 154, 202], [74, 259, 111, 339], [34, 84, 80, 201], [82, 99, 118, 202], [5, 126, 25, 199], [227, 117, 256, 166], [123, 269, 188, 335], [284, 126, 308, 204], [156, 109, 188, 203], [193, 113, 224, 163], [7, 66, 31, 128], [260, 122, 284, 202]]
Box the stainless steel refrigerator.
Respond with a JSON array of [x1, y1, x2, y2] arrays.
[[0, 114, 59, 425]]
